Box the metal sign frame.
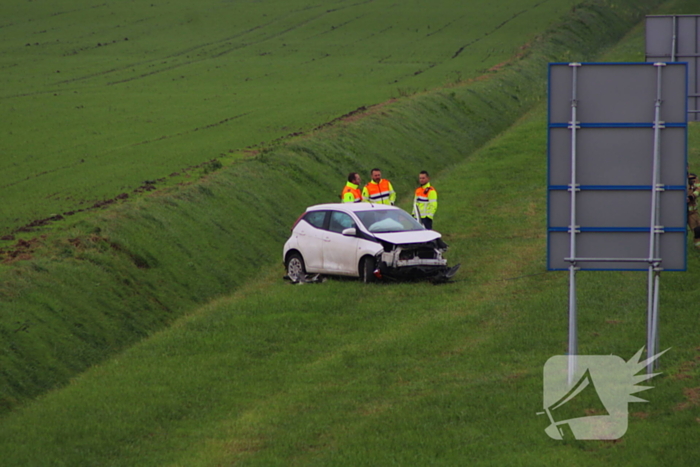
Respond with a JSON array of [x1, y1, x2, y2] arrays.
[[646, 15, 700, 120], [547, 62, 688, 379]]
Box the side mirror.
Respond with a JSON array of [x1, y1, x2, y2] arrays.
[[341, 227, 357, 237]]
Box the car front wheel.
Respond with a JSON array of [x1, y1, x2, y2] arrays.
[[286, 252, 306, 283], [360, 256, 376, 283]]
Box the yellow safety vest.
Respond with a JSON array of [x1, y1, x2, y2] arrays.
[[414, 183, 438, 218], [362, 179, 396, 205], [341, 182, 362, 203]]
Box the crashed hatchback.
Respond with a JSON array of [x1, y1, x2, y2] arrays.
[[283, 203, 460, 283]]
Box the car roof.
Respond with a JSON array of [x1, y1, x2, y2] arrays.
[[306, 203, 401, 213]]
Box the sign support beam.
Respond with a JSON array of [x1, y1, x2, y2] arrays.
[[567, 63, 581, 386], [646, 63, 665, 373]]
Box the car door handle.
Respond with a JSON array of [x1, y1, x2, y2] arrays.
[[323, 236, 331, 242]]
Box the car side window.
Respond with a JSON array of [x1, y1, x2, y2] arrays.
[[303, 211, 327, 229], [328, 211, 355, 233]]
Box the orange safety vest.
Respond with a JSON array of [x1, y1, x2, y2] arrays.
[[363, 179, 395, 204], [414, 183, 438, 218], [341, 182, 362, 203]]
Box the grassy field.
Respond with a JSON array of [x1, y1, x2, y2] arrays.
[[0, 0, 662, 415], [1, 109, 699, 465], [3, 0, 700, 464], [2, 0, 606, 236]]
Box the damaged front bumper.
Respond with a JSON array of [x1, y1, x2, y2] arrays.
[[377, 243, 460, 281]]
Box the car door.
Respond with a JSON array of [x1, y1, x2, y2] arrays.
[[296, 210, 327, 272], [322, 210, 360, 275]]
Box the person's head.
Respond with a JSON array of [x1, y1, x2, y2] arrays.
[[418, 170, 430, 186], [370, 168, 382, 183], [348, 172, 360, 185], [690, 173, 697, 186]]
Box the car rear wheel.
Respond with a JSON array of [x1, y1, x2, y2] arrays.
[[360, 256, 376, 283], [286, 252, 306, 283]]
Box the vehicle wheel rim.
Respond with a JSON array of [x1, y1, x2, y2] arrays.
[[288, 257, 303, 281]]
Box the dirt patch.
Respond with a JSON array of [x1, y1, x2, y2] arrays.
[[92, 199, 116, 209], [0, 236, 46, 264], [676, 387, 700, 411], [298, 101, 398, 137], [673, 372, 693, 381], [15, 214, 64, 232], [488, 43, 532, 74], [671, 348, 700, 381], [672, 360, 697, 381]]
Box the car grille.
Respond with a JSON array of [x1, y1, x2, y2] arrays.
[[399, 248, 436, 260]]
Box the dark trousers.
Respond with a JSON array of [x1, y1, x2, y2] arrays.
[[421, 217, 433, 230]]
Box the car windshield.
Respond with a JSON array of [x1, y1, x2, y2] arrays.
[[355, 209, 424, 233]]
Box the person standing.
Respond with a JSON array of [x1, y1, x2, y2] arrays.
[[362, 168, 396, 205], [413, 170, 438, 229], [341, 172, 362, 203], [688, 173, 700, 248]]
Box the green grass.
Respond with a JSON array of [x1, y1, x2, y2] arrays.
[[5, 0, 700, 464], [0, 2, 668, 411], [0, 0, 667, 415], [1, 103, 699, 465], [0, 0, 641, 235]]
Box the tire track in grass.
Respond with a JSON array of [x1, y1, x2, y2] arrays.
[[0, 3, 109, 30], [305, 14, 369, 39], [349, 24, 393, 45], [3, 6, 327, 96], [426, 13, 469, 38], [17, 0, 377, 93], [451, 0, 551, 59], [60, 3, 375, 89], [0, 24, 271, 98], [128, 112, 250, 147], [386, 0, 553, 85], [325, 0, 376, 14]]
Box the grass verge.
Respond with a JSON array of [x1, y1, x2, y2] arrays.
[[0, 104, 698, 465], [0, 0, 668, 417]]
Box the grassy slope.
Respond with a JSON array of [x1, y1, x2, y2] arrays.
[[0, 0, 577, 235], [2, 40, 700, 467], [4, 0, 700, 465], [0, 0, 663, 415]]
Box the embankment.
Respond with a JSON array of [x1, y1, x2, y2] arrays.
[[0, 0, 663, 413]]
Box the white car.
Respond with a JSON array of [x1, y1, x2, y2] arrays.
[[283, 203, 460, 283]]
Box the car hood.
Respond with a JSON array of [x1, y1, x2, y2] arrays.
[[371, 230, 441, 245]]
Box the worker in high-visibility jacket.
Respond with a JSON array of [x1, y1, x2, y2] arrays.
[[413, 170, 438, 229], [362, 168, 396, 205], [689, 173, 700, 248], [341, 172, 362, 203]]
